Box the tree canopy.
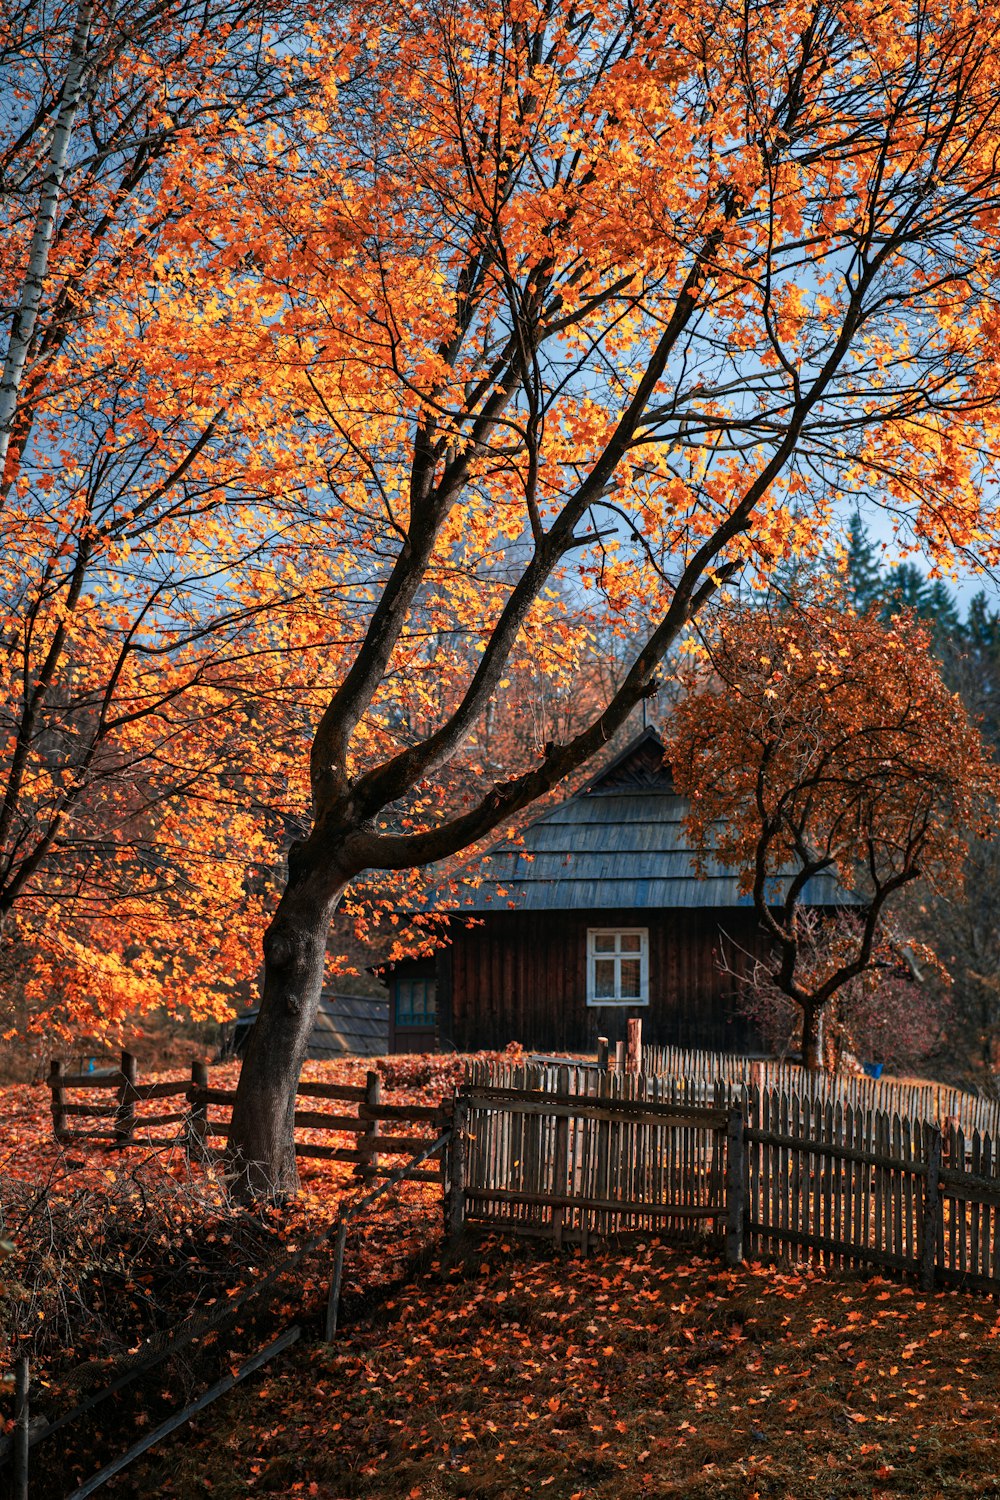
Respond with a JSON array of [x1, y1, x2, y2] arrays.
[[9, 0, 1000, 1180], [667, 603, 997, 1068]]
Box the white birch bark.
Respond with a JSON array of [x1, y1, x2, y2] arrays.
[[0, 0, 94, 481]]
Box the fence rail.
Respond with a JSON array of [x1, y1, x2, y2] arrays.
[[46, 1052, 449, 1179]]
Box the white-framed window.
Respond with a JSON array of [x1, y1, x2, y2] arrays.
[[586, 928, 649, 1006]]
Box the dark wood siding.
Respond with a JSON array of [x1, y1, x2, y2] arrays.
[[439, 908, 768, 1054], [388, 957, 439, 1054]]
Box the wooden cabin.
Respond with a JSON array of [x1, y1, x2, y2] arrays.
[[385, 729, 854, 1055]]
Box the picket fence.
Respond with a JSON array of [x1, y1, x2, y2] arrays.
[[465, 1059, 1000, 1293], [636, 1042, 1000, 1138]]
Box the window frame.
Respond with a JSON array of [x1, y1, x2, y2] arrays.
[[586, 927, 650, 1007], [393, 975, 437, 1029]]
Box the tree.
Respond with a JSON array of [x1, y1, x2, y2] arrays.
[[731, 906, 952, 1072], [666, 603, 996, 1069], [13, 2, 1000, 1180], [844, 513, 884, 617], [200, 0, 1000, 1189], [0, 0, 331, 1035]]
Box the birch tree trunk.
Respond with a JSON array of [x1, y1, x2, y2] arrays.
[[0, 0, 93, 478]]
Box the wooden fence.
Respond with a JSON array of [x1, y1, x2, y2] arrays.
[[460, 1060, 737, 1254], [632, 1042, 1000, 1138], [46, 1052, 448, 1182], [465, 1060, 1000, 1294]]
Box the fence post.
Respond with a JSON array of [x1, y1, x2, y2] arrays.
[[597, 1036, 609, 1072], [447, 1098, 467, 1238], [49, 1058, 67, 1142], [115, 1050, 138, 1146], [614, 1039, 625, 1073], [358, 1070, 381, 1182], [324, 1220, 349, 1342], [13, 1354, 28, 1500], [551, 1069, 570, 1247], [187, 1059, 209, 1158], [626, 1018, 642, 1075], [725, 1108, 745, 1266], [920, 1125, 942, 1292]]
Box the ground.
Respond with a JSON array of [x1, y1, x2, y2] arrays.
[[4, 1054, 1000, 1499], [120, 1236, 1000, 1500]]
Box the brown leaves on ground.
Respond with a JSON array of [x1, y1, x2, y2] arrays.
[[0, 1051, 486, 1384], [123, 1238, 1000, 1500]]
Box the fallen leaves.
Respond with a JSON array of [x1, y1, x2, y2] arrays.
[[116, 1235, 1000, 1499]]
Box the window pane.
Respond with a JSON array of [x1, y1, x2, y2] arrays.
[[620, 933, 642, 953], [396, 978, 436, 1027], [593, 933, 616, 953], [594, 958, 617, 998], [620, 958, 642, 998]]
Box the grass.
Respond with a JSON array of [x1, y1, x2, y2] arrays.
[[117, 1234, 1000, 1500]]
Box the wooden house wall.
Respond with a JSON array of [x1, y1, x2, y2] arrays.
[[439, 908, 769, 1054], [387, 956, 438, 1055]]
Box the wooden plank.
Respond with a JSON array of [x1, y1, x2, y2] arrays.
[[294, 1143, 363, 1163], [190, 1087, 237, 1106], [971, 1132, 982, 1280], [358, 1102, 443, 1123], [464, 1186, 724, 1218], [745, 1131, 931, 1179], [744, 1220, 919, 1272], [725, 1108, 745, 1264], [461, 1083, 726, 1122], [920, 1126, 941, 1292], [293, 1111, 362, 1132], [130, 1112, 188, 1130], [935, 1263, 1000, 1294], [56, 1128, 119, 1141], [938, 1165, 1000, 1196], [297, 1081, 368, 1101], [463, 1098, 724, 1129], [57, 1072, 124, 1090], [130, 1081, 192, 1102], [49, 1059, 67, 1141]]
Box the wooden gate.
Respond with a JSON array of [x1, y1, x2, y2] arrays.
[[456, 1069, 732, 1251]]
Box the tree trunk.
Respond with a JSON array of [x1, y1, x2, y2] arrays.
[[801, 1001, 824, 1072], [226, 863, 344, 1197]]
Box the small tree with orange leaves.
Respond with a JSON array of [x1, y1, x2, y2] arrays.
[[667, 605, 997, 1070]]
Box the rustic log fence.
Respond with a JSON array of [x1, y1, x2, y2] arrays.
[[45, 1052, 447, 1181]]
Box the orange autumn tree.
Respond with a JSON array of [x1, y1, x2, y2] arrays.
[[0, 0, 335, 1037], [666, 604, 997, 1069], [12, 1, 1000, 1177], [2, 0, 625, 1037], [193, 0, 1000, 1190]]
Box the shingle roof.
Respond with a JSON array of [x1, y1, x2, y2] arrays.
[[232, 992, 388, 1058], [433, 729, 859, 914]]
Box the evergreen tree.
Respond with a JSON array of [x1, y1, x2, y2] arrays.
[[882, 561, 934, 617], [844, 511, 883, 613]]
